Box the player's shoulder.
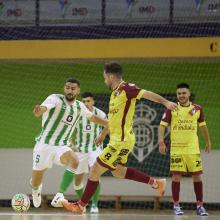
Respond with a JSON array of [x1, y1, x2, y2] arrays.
[[75, 99, 84, 107], [47, 94, 62, 100], [192, 103, 203, 110], [94, 106, 106, 116], [120, 82, 138, 90]]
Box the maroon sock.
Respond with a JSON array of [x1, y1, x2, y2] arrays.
[[194, 181, 203, 205], [125, 167, 154, 185], [172, 181, 180, 204], [79, 179, 99, 206]]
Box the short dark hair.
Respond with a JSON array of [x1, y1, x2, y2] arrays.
[[65, 77, 80, 87], [104, 62, 123, 77], [176, 83, 190, 90], [82, 92, 94, 99]]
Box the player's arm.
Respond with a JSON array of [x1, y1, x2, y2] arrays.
[[95, 126, 109, 146], [141, 90, 177, 111], [158, 125, 167, 155], [158, 109, 171, 154], [89, 115, 108, 127], [199, 125, 211, 153], [198, 107, 211, 153], [33, 94, 57, 117], [68, 138, 79, 152], [33, 105, 47, 117], [80, 102, 108, 126]]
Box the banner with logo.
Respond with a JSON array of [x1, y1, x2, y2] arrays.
[[173, 0, 220, 23], [0, 0, 35, 26], [40, 0, 101, 26], [105, 0, 170, 25]]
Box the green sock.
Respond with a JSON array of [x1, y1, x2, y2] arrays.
[[75, 187, 84, 199], [59, 169, 75, 193], [92, 184, 100, 207]]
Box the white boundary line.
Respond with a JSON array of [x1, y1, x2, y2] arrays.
[[0, 212, 219, 218]]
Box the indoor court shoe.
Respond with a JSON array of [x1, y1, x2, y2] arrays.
[[152, 179, 166, 197], [173, 205, 184, 215], [51, 192, 65, 207], [62, 201, 84, 214], [32, 183, 42, 208], [90, 204, 99, 213], [196, 206, 208, 216]]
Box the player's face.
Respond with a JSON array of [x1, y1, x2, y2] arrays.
[[82, 97, 94, 111], [103, 72, 113, 90], [176, 88, 190, 105], [64, 82, 80, 102]]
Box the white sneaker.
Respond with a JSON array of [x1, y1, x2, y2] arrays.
[[32, 184, 42, 208], [51, 192, 65, 208], [90, 204, 99, 213]]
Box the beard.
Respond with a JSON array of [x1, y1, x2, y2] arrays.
[[179, 98, 189, 105], [65, 94, 75, 102]]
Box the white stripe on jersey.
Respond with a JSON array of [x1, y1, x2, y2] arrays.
[[36, 94, 92, 146], [74, 106, 107, 153]]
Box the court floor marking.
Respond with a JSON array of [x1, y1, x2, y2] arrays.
[[0, 212, 219, 218]]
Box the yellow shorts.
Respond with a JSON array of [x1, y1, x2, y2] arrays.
[[97, 139, 135, 170], [170, 154, 203, 174]]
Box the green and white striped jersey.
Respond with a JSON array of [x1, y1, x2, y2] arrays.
[[35, 94, 93, 146], [73, 106, 107, 153]]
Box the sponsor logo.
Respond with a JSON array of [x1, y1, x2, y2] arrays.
[[72, 7, 88, 16], [132, 102, 169, 162], [109, 108, 119, 115], [86, 124, 91, 130], [114, 90, 121, 97], [7, 9, 22, 17]]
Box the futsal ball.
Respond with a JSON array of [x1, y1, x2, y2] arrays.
[[11, 193, 30, 212]]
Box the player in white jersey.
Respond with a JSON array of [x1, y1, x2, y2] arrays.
[[30, 78, 108, 208], [51, 92, 107, 213]]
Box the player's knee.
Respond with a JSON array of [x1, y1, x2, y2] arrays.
[[88, 162, 103, 180], [65, 153, 79, 169], [70, 157, 79, 169], [172, 175, 181, 181], [111, 169, 125, 178], [192, 174, 202, 182]]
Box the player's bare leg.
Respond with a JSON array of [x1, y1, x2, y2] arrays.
[[60, 150, 79, 170], [51, 150, 79, 207], [31, 169, 46, 208]]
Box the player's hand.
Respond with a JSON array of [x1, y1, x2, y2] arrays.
[[33, 105, 42, 117], [165, 101, 178, 111], [68, 138, 79, 152], [159, 140, 166, 155], [95, 134, 105, 146], [71, 145, 79, 152], [205, 141, 211, 153]]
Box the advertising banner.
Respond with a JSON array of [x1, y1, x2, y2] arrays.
[[174, 0, 220, 23], [106, 0, 170, 25], [0, 0, 35, 26], [40, 0, 102, 26]]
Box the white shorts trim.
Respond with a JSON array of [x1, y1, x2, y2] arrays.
[[75, 148, 102, 174]]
